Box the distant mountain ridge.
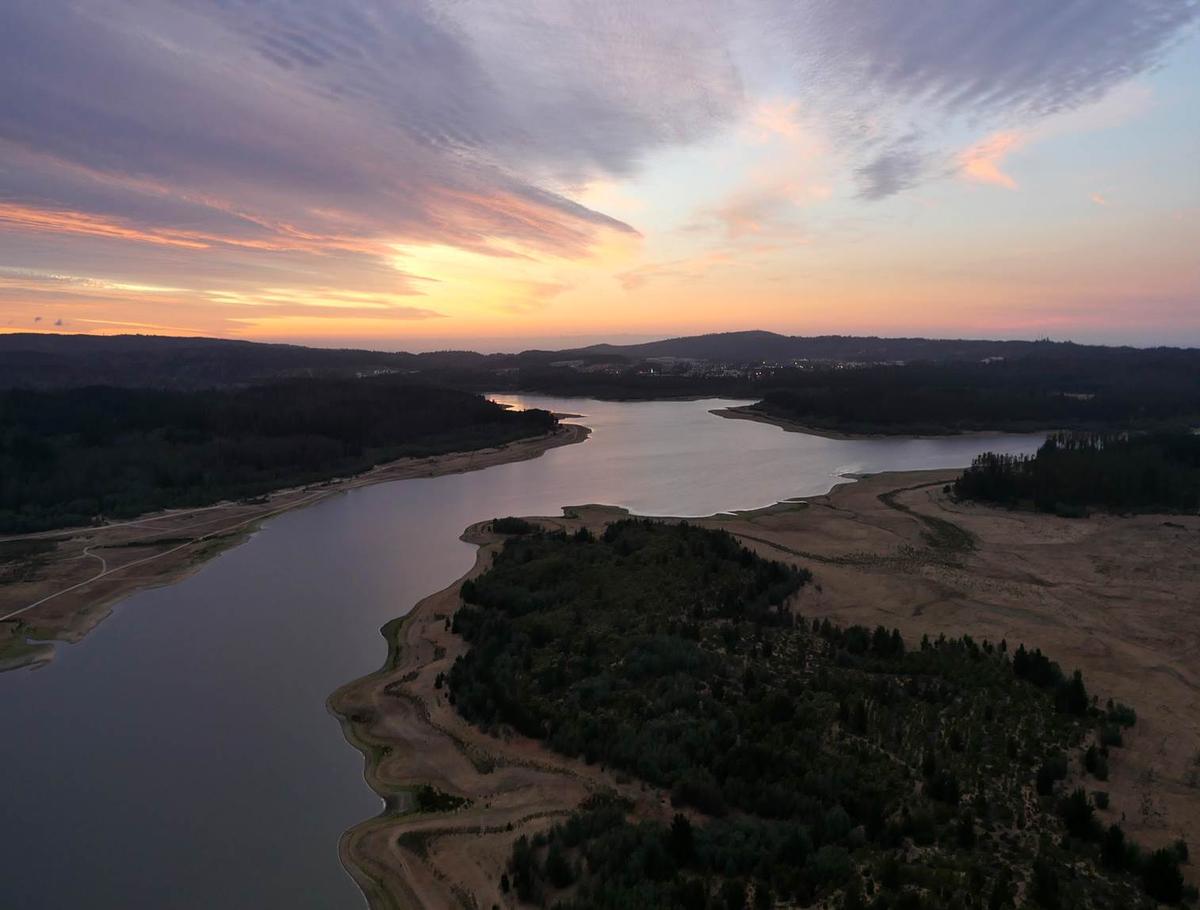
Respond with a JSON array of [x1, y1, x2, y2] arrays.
[[0, 333, 489, 389], [555, 330, 1185, 363], [1, 330, 1195, 389]]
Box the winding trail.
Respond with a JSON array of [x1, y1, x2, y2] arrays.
[[0, 491, 327, 622]]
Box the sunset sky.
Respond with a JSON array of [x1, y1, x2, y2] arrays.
[[2, 1, 1198, 351]]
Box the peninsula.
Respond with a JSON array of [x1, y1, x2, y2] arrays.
[[332, 471, 1199, 908]]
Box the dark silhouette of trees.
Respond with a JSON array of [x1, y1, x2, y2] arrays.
[[503, 346, 1200, 434], [0, 377, 556, 531], [1058, 788, 1098, 840], [1101, 824, 1128, 871], [955, 431, 1200, 515], [1143, 848, 1185, 904]]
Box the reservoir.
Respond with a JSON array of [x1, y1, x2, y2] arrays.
[[0, 397, 1044, 909]]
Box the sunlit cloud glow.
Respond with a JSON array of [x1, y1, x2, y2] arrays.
[[958, 132, 1024, 190]]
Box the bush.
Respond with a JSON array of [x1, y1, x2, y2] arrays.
[[1101, 824, 1127, 871], [1143, 848, 1184, 904], [492, 516, 536, 534], [1099, 724, 1124, 748], [1105, 700, 1137, 727], [1083, 744, 1109, 781], [1036, 754, 1069, 796], [671, 771, 729, 818], [1058, 788, 1097, 840]]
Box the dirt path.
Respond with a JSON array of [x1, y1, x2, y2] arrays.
[[0, 424, 590, 671]]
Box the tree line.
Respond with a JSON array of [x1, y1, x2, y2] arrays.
[[955, 431, 1200, 515], [0, 377, 556, 532], [478, 349, 1200, 436], [749, 355, 1200, 436]]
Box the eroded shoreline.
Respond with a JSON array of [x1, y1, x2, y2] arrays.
[[329, 507, 666, 910]]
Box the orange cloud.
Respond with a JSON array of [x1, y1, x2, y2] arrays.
[[428, 187, 636, 259], [618, 250, 737, 291], [958, 131, 1023, 189], [0, 202, 213, 249], [1091, 192, 1109, 206], [0, 201, 397, 257]]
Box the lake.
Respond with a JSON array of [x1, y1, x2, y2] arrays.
[[0, 397, 1044, 908]]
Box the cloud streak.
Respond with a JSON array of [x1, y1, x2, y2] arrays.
[[760, 0, 1198, 197]]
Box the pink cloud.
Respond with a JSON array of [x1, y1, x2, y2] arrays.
[[958, 131, 1023, 189]]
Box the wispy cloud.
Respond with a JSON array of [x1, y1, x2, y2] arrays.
[[0, 0, 1195, 337], [856, 143, 932, 200], [958, 132, 1024, 190]]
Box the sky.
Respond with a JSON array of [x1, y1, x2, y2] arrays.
[[1, 1, 1198, 352]]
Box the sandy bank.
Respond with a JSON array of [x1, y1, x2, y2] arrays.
[[329, 508, 668, 910]]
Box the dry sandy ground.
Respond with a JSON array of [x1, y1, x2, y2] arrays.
[[334, 471, 1200, 908], [711, 404, 871, 440], [0, 425, 588, 672]]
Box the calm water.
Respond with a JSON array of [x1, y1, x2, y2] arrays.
[[0, 398, 1044, 909]]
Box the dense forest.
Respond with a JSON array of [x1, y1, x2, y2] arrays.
[[0, 333, 422, 389], [0, 377, 556, 532], [449, 521, 1191, 909], [744, 355, 1200, 435], [8, 335, 1200, 440], [955, 432, 1200, 515]]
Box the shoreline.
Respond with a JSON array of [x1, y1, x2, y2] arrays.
[[329, 507, 666, 910], [331, 472, 1200, 907], [711, 403, 1053, 440], [0, 423, 590, 673]]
